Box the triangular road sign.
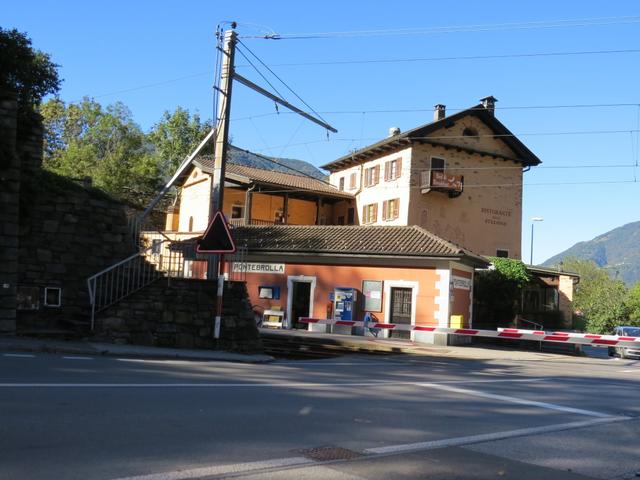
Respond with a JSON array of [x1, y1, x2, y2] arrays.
[[196, 211, 236, 254]]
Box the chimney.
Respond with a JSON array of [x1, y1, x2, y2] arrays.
[[480, 96, 497, 116], [388, 127, 401, 137], [434, 104, 446, 121]]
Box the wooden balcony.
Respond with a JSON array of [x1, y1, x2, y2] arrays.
[[420, 170, 464, 198]]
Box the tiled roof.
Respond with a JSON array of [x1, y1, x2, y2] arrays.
[[231, 224, 488, 265], [321, 103, 542, 171], [194, 156, 353, 199]]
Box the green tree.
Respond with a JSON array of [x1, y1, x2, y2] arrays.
[[41, 97, 157, 204], [474, 258, 530, 324], [561, 258, 629, 333], [0, 27, 60, 112], [147, 107, 212, 182], [625, 283, 640, 325]]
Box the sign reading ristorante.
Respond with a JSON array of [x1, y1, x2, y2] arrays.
[[232, 263, 285, 274]]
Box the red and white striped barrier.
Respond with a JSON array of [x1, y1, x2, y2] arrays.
[[298, 318, 640, 348]]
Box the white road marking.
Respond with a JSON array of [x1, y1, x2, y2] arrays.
[[116, 359, 200, 365], [2, 353, 35, 358], [418, 382, 611, 417], [364, 416, 630, 455], [110, 456, 313, 480], [0, 378, 540, 388], [62, 356, 93, 360]]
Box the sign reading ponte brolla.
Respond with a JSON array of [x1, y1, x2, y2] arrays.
[[232, 263, 285, 274]]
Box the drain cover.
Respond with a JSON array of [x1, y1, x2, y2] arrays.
[[295, 445, 363, 462]]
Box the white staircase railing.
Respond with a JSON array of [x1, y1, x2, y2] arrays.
[[87, 241, 172, 331]]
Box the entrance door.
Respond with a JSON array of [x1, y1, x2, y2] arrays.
[[389, 287, 413, 339], [291, 281, 311, 329]]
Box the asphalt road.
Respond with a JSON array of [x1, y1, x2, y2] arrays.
[[1, 349, 639, 479]]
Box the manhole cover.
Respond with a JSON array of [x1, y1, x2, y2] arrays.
[[295, 445, 363, 462]]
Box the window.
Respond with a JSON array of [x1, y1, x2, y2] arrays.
[[382, 198, 400, 221], [431, 157, 445, 171], [364, 165, 380, 187], [349, 172, 357, 189], [463, 127, 479, 137], [151, 239, 162, 255], [384, 158, 402, 181], [338, 177, 345, 191], [337, 216, 345, 225], [496, 249, 509, 258], [231, 204, 244, 219], [44, 287, 62, 307], [347, 208, 355, 225], [362, 203, 378, 224]]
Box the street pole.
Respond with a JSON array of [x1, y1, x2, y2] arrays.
[[530, 217, 543, 265], [208, 26, 237, 281], [209, 25, 237, 339]]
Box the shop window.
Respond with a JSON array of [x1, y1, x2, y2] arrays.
[[364, 165, 380, 187], [349, 172, 357, 189], [362, 203, 378, 224], [338, 177, 345, 191], [382, 198, 400, 221], [44, 287, 62, 307], [496, 249, 509, 258], [384, 158, 402, 181]]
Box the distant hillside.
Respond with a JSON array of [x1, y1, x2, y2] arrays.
[[543, 221, 640, 285], [228, 145, 326, 180]]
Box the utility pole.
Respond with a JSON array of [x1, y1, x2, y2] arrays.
[[208, 25, 237, 280], [210, 26, 237, 221]]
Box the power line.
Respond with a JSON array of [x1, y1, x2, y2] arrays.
[[248, 48, 640, 68], [251, 129, 640, 154], [241, 15, 640, 40], [236, 38, 330, 128], [231, 103, 640, 122]]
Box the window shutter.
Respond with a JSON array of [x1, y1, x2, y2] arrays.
[[373, 165, 380, 184], [373, 203, 378, 222], [396, 160, 402, 179], [384, 162, 390, 181], [362, 206, 367, 223], [382, 200, 388, 220], [394, 198, 400, 219]]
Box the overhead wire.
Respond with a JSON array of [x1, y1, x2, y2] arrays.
[[239, 15, 640, 39]]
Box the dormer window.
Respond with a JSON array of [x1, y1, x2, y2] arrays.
[[462, 127, 479, 138]]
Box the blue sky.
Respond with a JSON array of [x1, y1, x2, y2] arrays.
[[5, 1, 640, 264]]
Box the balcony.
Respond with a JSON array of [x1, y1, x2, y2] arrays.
[[420, 170, 464, 198]]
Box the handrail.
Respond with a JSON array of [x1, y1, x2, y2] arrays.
[[515, 315, 543, 330], [87, 240, 172, 331]]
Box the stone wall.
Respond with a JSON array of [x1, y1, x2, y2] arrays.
[[97, 278, 262, 352], [0, 91, 136, 335], [0, 92, 20, 333]]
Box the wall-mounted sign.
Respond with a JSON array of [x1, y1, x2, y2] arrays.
[[362, 280, 383, 312], [430, 171, 463, 192], [232, 263, 285, 274], [452, 276, 472, 290], [480, 207, 512, 227]]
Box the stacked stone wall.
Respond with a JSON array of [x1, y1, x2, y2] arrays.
[[0, 92, 20, 333], [97, 278, 262, 352]]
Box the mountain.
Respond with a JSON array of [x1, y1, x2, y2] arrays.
[[228, 145, 326, 180], [542, 221, 640, 285]]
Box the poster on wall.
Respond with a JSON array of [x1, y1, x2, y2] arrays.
[[362, 280, 383, 312]]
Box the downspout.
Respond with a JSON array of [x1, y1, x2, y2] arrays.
[[244, 183, 256, 225]]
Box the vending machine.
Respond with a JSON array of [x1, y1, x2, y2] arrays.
[[332, 287, 358, 334]]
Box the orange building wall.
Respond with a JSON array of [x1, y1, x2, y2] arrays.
[[232, 262, 440, 326]]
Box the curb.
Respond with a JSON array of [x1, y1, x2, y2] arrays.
[[0, 337, 274, 364]]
